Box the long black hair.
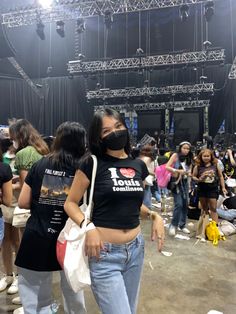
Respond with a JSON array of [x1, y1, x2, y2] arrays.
[[177, 141, 193, 166], [49, 121, 86, 168], [88, 108, 131, 158]]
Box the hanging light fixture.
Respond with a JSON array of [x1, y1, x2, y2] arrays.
[[36, 19, 45, 40], [56, 20, 65, 37], [76, 18, 86, 34], [204, 1, 214, 22], [104, 10, 113, 30], [179, 4, 189, 22]]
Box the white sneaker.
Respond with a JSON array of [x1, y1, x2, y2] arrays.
[[7, 273, 18, 294], [168, 225, 176, 236], [12, 296, 22, 305], [0, 274, 13, 292], [178, 227, 190, 234], [13, 307, 24, 314]]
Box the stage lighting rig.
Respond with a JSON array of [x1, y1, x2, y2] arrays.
[[204, 0, 214, 22], [87, 83, 214, 100], [3, 0, 220, 28], [94, 100, 211, 112], [56, 20, 65, 37], [68, 49, 225, 75]]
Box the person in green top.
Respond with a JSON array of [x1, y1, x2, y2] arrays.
[[8, 119, 49, 314], [9, 119, 49, 188]]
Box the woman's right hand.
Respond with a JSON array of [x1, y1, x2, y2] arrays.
[[85, 228, 104, 261]]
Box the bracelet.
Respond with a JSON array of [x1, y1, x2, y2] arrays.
[[79, 218, 85, 228], [86, 222, 96, 232], [147, 210, 154, 219], [172, 168, 177, 173]]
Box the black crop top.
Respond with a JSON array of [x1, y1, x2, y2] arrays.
[[79, 154, 149, 229]]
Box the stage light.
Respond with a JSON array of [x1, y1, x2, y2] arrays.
[[200, 75, 207, 83], [56, 20, 65, 37], [76, 18, 85, 34], [179, 4, 189, 22], [104, 10, 113, 30], [203, 40, 212, 50], [38, 0, 53, 9], [144, 80, 149, 87], [204, 1, 214, 22], [36, 20, 45, 40], [136, 48, 144, 55], [78, 53, 85, 60]]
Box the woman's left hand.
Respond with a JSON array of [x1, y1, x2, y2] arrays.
[[222, 188, 228, 197], [151, 213, 165, 252]]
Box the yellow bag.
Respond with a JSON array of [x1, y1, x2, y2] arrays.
[[205, 221, 225, 246]]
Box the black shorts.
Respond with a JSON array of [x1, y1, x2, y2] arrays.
[[197, 188, 219, 199]]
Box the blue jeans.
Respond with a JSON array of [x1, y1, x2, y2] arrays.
[[89, 233, 145, 314], [171, 182, 188, 229], [217, 208, 236, 221], [143, 185, 152, 208], [0, 217, 4, 246], [18, 267, 86, 314]]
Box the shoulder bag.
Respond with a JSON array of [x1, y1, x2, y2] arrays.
[[56, 155, 97, 292]]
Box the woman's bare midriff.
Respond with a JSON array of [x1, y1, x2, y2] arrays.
[[97, 225, 141, 244]]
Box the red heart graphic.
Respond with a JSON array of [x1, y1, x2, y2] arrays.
[[120, 168, 135, 178]]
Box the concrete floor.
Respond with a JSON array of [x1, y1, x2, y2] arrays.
[[0, 199, 236, 314]]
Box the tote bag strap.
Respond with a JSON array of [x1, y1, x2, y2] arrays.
[[84, 155, 97, 218]]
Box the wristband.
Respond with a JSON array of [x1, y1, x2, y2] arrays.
[[86, 222, 96, 232], [79, 218, 85, 228], [172, 168, 177, 173]]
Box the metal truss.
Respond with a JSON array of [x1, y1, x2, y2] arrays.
[[87, 83, 214, 100], [94, 100, 210, 111], [228, 56, 236, 79], [7, 57, 44, 99], [68, 49, 225, 74], [2, 0, 219, 28]]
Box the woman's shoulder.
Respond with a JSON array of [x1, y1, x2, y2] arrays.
[[16, 146, 40, 157]]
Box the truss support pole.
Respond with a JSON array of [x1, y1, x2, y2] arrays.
[[165, 109, 170, 135], [203, 106, 209, 135]]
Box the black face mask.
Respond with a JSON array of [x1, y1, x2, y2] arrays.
[[102, 129, 128, 151]]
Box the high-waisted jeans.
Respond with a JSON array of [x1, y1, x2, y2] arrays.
[[89, 233, 145, 314]]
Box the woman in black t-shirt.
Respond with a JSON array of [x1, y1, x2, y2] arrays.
[[16, 122, 87, 314], [0, 146, 13, 246], [65, 108, 164, 314]]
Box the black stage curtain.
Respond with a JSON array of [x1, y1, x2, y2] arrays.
[[0, 65, 236, 136], [0, 76, 92, 135]]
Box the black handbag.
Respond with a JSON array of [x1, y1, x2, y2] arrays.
[[167, 176, 178, 192]]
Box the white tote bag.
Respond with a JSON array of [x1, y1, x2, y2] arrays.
[[12, 206, 31, 228], [56, 155, 97, 292]]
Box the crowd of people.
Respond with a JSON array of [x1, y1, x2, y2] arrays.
[[0, 110, 235, 314]]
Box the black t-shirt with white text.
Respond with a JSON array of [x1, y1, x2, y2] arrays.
[[0, 162, 12, 217], [79, 155, 149, 229], [15, 157, 75, 271]]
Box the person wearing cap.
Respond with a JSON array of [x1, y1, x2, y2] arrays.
[[165, 141, 194, 236]]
